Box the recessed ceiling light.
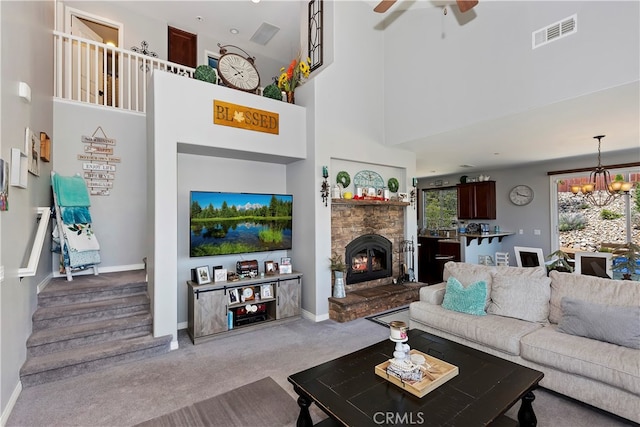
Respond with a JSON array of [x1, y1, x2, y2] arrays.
[[252, 0, 260, 3], [230, 28, 239, 35], [196, 16, 203, 22]]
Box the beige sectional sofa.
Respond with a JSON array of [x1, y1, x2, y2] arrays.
[[409, 261, 640, 423]]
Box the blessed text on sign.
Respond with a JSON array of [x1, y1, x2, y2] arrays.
[[213, 100, 279, 135]]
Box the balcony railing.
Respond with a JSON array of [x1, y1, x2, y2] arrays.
[[54, 31, 282, 114], [54, 30, 196, 113]]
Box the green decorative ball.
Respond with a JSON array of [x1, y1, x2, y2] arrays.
[[194, 65, 217, 84], [263, 83, 283, 100]]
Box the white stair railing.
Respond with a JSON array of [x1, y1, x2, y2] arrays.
[[19, 207, 51, 279], [53, 31, 196, 113]]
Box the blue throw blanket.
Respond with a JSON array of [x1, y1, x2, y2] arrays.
[[52, 174, 90, 207], [60, 206, 92, 224]]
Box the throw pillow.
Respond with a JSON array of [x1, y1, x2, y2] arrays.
[[442, 276, 487, 316], [487, 274, 551, 323], [443, 261, 494, 308], [558, 297, 640, 349]]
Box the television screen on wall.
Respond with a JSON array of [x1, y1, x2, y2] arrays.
[[190, 191, 293, 257]]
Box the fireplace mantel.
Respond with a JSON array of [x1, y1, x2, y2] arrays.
[[331, 199, 410, 207]]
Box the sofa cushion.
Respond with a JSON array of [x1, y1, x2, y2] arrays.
[[419, 282, 446, 305], [520, 325, 640, 395], [442, 277, 487, 316], [443, 261, 494, 308], [548, 271, 640, 324], [410, 302, 542, 356], [558, 297, 640, 349], [487, 274, 551, 323]]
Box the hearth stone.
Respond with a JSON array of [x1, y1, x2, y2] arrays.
[[328, 282, 428, 322]]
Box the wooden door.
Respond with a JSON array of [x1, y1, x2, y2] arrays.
[[191, 289, 227, 338], [168, 26, 197, 68], [276, 279, 301, 319]]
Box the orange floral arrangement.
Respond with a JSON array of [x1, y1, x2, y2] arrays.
[[277, 56, 312, 92]]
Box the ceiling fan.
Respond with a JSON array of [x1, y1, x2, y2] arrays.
[[374, 0, 478, 14]]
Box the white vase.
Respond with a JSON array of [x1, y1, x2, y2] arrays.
[[333, 271, 346, 298]]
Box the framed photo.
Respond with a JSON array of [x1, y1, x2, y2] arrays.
[[264, 260, 275, 274], [214, 268, 227, 282], [260, 284, 273, 299], [281, 257, 291, 266], [228, 288, 239, 304], [195, 266, 211, 284], [398, 192, 409, 203], [279, 264, 292, 274], [513, 246, 545, 268], [25, 127, 40, 176], [574, 251, 612, 278]]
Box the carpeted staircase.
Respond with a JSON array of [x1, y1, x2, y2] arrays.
[[20, 270, 172, 387]]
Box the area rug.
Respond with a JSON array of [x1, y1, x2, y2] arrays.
[[366, 305, 410, 327], [135, 377, 299, 427]]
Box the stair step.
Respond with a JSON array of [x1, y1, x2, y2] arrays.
[[27, 313, 153, 356], [32, 294, 149, 330], [20, 334, 172, 387], [38, 270, 147, 308]]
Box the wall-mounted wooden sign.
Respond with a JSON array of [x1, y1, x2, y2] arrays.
[[213, 100, 279, 135]]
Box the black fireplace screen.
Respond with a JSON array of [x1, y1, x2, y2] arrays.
[[345, 234, 392, 285]]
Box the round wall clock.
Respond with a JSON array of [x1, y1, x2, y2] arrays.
[[509, 185, 534, 206], [217, 53, 260, 92]]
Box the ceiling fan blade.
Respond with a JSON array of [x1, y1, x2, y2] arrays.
[[374, 0, 397, 13], [456, 0, 478, 13]]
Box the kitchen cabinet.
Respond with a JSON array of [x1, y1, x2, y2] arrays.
[[186, 273, 302, 344], [457, 181, 496, 220], [418, 237, 461, 284]]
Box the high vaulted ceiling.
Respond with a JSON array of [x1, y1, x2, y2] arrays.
[[115, 1, 639, 177]]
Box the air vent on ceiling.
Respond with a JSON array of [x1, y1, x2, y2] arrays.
[[250, 22, 280, 46], [532, 14, 577, 49]]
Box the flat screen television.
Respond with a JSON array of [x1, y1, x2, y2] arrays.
[[190, 191, 293, 257]]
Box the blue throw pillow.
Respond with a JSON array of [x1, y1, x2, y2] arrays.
[[442, 276, 487, 316]]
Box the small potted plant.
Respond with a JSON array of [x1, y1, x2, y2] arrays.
[[612, 242, 640, 280], [546, 249, 573, 273], [329, 252, 347, 298]]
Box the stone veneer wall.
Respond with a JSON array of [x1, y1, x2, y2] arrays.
[[331, 201, 407, 292]]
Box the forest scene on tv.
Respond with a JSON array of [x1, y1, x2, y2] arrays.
[[190, 192, 293, 257]]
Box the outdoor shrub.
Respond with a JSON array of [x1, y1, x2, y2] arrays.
[[559, 213, 587, 231], [600, 209, 623, 220]]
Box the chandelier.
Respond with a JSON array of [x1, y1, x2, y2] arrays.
[[570, 135, 632, 207]]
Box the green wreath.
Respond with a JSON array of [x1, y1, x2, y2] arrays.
[[336, 171, 351, 188], [387, 177, 399, 193]]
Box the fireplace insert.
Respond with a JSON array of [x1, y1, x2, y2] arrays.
[[345, 234, 392, 285]]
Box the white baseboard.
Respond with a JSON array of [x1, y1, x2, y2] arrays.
[[36, 273, 54, 294], [0, 381, 22, 427], [301, 309, 329, 322]]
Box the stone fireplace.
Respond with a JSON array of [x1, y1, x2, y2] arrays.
[[329, 199, 427, 322]]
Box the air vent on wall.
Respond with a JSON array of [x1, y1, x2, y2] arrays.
[[250, 22, 280, 46], [532, 14, 577, 49]]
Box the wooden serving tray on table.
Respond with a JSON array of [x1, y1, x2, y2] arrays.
[[375, 349, 459, 398]]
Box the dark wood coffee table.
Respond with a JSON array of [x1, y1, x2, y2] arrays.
[[288, 329, 543, 426]]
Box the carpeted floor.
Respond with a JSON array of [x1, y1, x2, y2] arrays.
[[366, 305, 410, 327], [6, 316, 636, 426], [135, 377, 298, 427]]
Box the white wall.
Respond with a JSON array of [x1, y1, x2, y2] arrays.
[[0, 0, 54, 419], [52, 103, 147, 272], [384, 1, 640, 145], [307, 0, 418, 318], [148, 70, 306, 345]]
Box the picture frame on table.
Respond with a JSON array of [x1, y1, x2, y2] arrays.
[[214, 268, 227, 282], [260, 284, 273, 299], [228, 288, 239, 304], [281, 257, 291, 266], [264, 260, 275, 274], [195, 266, 211, 284], [279, 264, 292, 274]]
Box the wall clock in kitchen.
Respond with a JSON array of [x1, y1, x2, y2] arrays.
[[509, 185, 534, 206], [217, 50, 260, 92]]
